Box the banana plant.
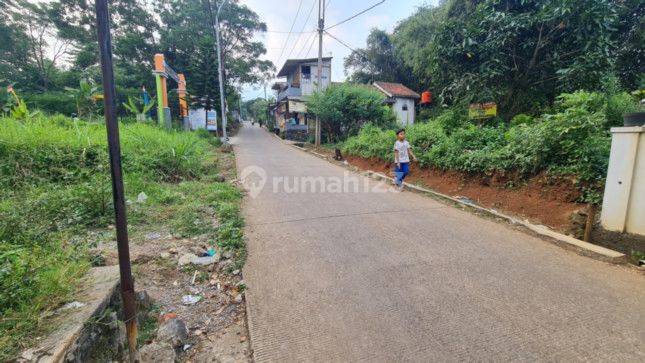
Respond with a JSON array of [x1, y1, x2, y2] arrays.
[[122, 96, 156, 122], [5, 84, 39, 120], [65, 79, 100, 121]]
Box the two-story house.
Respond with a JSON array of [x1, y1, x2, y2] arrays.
[[270, 57, 332, 139]]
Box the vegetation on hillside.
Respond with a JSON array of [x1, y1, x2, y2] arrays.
[[307, 83, 397, 143], [1, 0, 273, 119], [0, 115, 243, 360], [342, 91, 641, 203], [345, 0, 643, 116]]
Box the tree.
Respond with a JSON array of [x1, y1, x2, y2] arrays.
[[307, 83, 396, 143], [157, 0, 274, 115], [344, 29, 411, 85], [48, 0, 159, 90], [346, 0, 639, 117], [243, 97, 270, 123]]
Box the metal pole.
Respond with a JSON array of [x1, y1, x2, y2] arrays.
[[214, 0, 229, 142], [315, 0, 324, 146], [94, 0, 138, 358]]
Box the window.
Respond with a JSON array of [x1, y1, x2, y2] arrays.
[[401, 103, 408, 111], [302, 65, 311, 79]]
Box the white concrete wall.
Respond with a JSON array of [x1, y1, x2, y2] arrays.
[[300, 61, 331, 96], [393, 98, 415, 125], [601, 126, 645, 235]]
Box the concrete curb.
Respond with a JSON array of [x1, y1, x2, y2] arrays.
[[365, 171, 625, 261], [282, 141, 626, 262], [19, 266, 120, 362]]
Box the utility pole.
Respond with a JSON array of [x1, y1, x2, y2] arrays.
[[208, 0, 229, 143], [315, 0, 324, 146], [94, 0, 137, 359]]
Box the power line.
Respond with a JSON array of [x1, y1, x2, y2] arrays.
[[285, 0, 317, 61], [296, 31, 317, 59], [325, 0, 385, 30], [323, 30, 359, 53], [275, 0, 304, 67], [304, 31, 317, 57], [265, 30, 315, 34]]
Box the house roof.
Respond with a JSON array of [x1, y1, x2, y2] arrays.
[[373, 81, 420, 99], [277, 57, 332, 77]]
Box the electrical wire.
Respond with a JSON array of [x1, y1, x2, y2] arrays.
[[285, 0, 318, 61], [325, 0, 385, 30], [296, 31, 317, 59], [275, 0, 304, 67]]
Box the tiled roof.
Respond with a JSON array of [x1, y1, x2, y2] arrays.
[[373, 81, 420, 99]]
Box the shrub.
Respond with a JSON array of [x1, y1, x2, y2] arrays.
[[307, 83, 396, 143], [341, 123, 395, 160], [341, 90, 614, 203], [605, 92, 639, 127], [25, 92, 76, 116]]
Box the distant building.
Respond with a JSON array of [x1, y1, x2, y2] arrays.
[[373, 81, 420, 125], [270, 57, 332, 139]]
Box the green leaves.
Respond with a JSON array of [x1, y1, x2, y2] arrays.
[[307, 83, 396, 143]]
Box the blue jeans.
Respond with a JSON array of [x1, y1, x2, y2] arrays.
[[394, 162, 409, 186]]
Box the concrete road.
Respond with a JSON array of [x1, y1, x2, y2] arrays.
[[233, 124, 644, 362]]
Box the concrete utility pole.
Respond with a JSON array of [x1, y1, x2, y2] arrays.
[[213, 0, 229, 142], [315, 0, 324, 146]]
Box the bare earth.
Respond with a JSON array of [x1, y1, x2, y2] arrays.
[[234, 124, 645, 362]]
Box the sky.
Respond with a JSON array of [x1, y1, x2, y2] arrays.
[[238, 0, 438, 100]]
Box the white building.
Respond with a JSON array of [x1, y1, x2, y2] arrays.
[[271, 57, 332, 134], [373, 81, 420, 125]]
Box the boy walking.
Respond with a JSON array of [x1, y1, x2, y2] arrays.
[[393, 129, 416, 190]]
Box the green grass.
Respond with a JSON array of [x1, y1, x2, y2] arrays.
[[0, 114, 243, 360]]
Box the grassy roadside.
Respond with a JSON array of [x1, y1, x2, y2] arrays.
[[0, 116, 243, 360]]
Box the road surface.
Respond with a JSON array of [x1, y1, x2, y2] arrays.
[[233, 123, 644, 362]]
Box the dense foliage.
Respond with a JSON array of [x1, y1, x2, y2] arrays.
[[346, 0, 644, 116], [0, 115, 242, 360], [0, 0, 273, 119], [307, 83, 396, 143], [343, 91, 640, 203]]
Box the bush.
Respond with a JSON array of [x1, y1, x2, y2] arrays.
[[342, 90, 615, 202], [605, 92, 639, 127], [307, 83, 396, 143], [25, 92, 76, 116]]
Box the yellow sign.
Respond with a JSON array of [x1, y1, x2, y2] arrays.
[[469, 102, 497, 119]]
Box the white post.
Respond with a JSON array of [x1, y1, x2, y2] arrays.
[[600, 126, 645, 235], [215, 0, 229, 143], [315, 0, 324, 146]]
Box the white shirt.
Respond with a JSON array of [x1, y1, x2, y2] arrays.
[[394, 140, 411, 163]]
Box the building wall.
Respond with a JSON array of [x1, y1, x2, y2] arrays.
[[298, 61, 331, 96], [393, 97, 415, 125]]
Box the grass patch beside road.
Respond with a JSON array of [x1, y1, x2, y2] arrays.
[[0, 115, 242, 360]]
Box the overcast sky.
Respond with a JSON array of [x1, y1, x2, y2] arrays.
[[239, 0, 437, 100]]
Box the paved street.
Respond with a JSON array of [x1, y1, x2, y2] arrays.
[[234, 123, 644, 362]]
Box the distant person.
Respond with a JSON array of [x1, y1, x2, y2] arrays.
[[393, 128, 416, 191]]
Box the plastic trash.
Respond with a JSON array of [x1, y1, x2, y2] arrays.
[[181, 295, 201, 305], [137, 191, 148, 203]]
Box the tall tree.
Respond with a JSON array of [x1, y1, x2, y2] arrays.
[[157, 0, 273, 113], [344, 29, 411, 86]]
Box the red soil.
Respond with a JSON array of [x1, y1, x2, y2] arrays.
[[344, 155, 583, 232]]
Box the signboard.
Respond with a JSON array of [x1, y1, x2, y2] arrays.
[[468, 102, 497, 119], [206, 110, 218, 131], [288, 100, 307, 113]]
